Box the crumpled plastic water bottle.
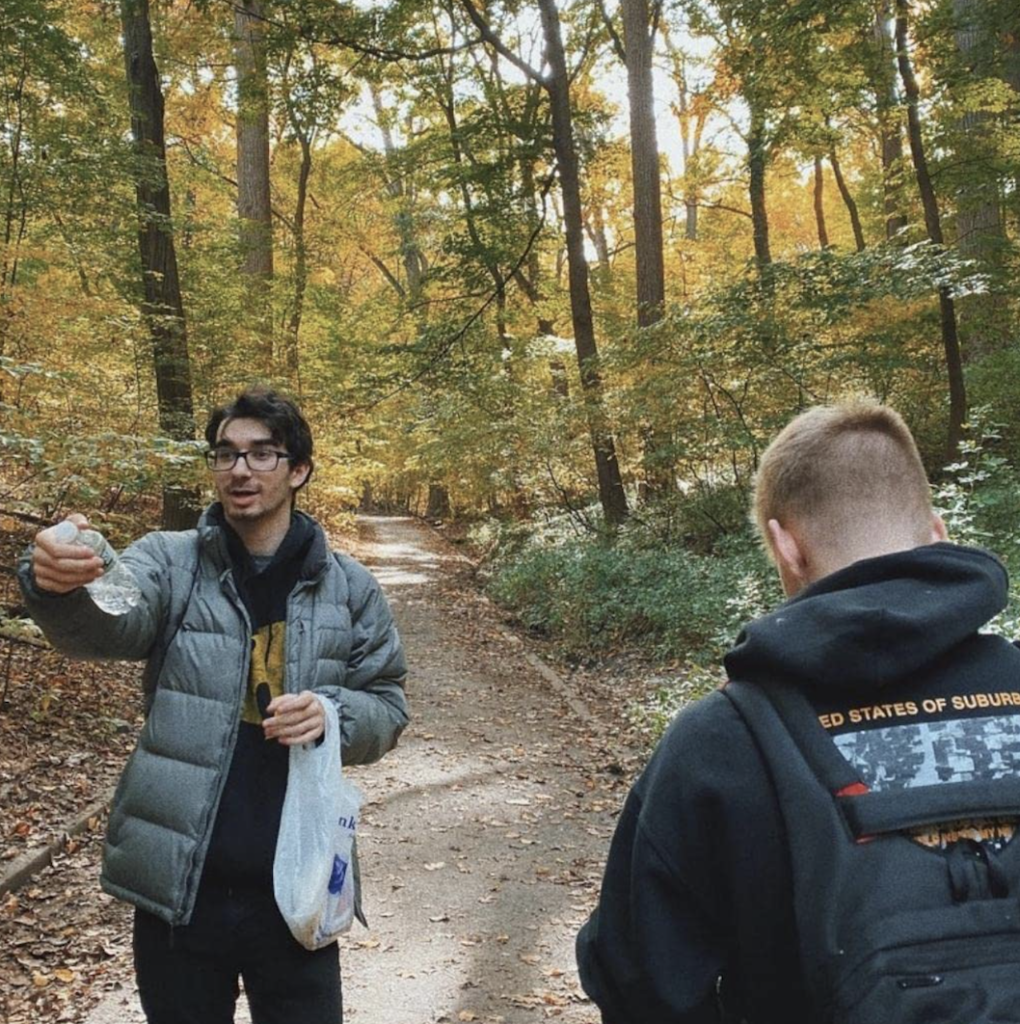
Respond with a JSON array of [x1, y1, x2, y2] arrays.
[[51, 520, 141, 615]]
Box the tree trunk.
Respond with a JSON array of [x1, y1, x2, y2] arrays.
[[587, 206, 613, 282], [896, 0, 966, 458], [813, 156, 830, 249], [519, 147, 545, 304], [120, 0, 199, 529], [549, 358, 570, 398], [284, 132, 311, 385], [426, 483, 451, 520], [873, 2, 909, 239], [621, 0, 673, 497], [951, 0, 1008, 359], [621, 0, 666, 326], [747, 107, 772, 271], [677, 63, 699, 241], [665, 36, 706, 243], [1007, 25, 1020, 212], [1005, 11, 1020, 101], [538, 0, 628, 528], [233, 0, 274, 358], [1, 70, 26, 307], [436, 69, 510, 350], [0, 70, 27, 400], [371, 86, 425, 303], [515, 133, 558, 339], [829, 149, 867, 251]]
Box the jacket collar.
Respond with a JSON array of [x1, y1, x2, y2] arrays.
[[197, 504, 331, 581]]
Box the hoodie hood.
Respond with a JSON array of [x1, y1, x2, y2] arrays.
[[724, 543, 1008, 695], [197, 503, 331, 580]]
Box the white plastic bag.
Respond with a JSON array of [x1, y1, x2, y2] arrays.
[[273, 697, 363, 950]]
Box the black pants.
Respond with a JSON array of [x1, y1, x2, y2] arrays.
[[134, 881, 342, 1024]]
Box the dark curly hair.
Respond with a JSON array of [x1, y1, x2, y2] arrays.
[[205, 386, 314, 490]]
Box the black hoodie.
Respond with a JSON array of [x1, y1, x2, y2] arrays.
[[577, 543, 1020, 1024], [202, 510, 319, 887]]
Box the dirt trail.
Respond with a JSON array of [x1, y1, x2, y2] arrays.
[[84, 516, 619, 1024]]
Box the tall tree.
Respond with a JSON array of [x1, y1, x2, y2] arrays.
[[747, 103, 772, 271], [536, 0, 628, 525], [829, 147, 867, 251], [233, 0, 274, 359], [620, 0, 666, 326], [872, 1, 908, 239], [120, 0, 199, 529], [947, 0, 1010, 358], [0, 1, 99, 385], [813, 156, 830, 249], [462, 0, 629, 527], [692, 0, 782, 277], [283, 96, 310, 381], [617, 0, 672, 495], [669, 44, 709, 242], [895, 0, 966, 457], [371, 83, 426, 303], [276, 31, 349, 387]]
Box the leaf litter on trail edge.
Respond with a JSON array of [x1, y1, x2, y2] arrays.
[[1, 830, 134, 1024], [0, 647, 141, 865]]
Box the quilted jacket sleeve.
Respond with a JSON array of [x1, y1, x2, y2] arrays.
[[17, 532, 172, 662], [335, 554, 409, 765]]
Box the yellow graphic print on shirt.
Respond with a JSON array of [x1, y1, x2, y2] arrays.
[[240, 620, 287, 726]]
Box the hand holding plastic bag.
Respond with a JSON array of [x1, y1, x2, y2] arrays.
[[273, 696, 363, 950]]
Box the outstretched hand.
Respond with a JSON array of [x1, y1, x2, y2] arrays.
[[32, 515, 104, 595], [263, 690, 326, 746]]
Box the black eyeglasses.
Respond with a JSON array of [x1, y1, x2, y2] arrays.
[[205, 448, 294, 472]]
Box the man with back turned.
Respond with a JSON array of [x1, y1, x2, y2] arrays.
[[578, 401, 1020, 1023]]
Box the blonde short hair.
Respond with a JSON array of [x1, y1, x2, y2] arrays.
[[754, 401, 933, 560]]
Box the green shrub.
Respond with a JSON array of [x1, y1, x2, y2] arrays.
[[934, 413, 1020, 639], [486, 517, 779, 663]]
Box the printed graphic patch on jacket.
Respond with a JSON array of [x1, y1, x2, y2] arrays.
[[823, 710, 1020, 850]]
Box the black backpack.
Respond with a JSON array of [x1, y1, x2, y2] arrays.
[[723, 679, 1020, 1024]]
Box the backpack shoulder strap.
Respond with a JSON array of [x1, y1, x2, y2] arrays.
[[725, 680, 861, 792]]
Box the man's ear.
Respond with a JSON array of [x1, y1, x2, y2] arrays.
[[767, 519, 810, 597], [289, 461, 312, 492], [931, 513, 948, 543]]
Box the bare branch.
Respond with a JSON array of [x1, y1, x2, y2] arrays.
[[457, 0, 545, 83], [598, 0, 626, 64], [214, 0, 479, 62], [358, 245, 406, 299], [353, 174, 555, 412], [693, 201, 753, 220], [171, 135, 298, 232]]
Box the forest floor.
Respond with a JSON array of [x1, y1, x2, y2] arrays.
[[0, 514, 659, 1024]]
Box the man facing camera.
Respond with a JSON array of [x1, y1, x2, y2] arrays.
[[20, 386, 408, 1024]]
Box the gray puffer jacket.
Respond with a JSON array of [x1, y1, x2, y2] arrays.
[[18, 508, 408, 925]]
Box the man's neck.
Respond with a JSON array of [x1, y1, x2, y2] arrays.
[[228, 512, 293, 558]]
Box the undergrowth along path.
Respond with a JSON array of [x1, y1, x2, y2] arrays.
[[76, 515, 626, 1024]]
